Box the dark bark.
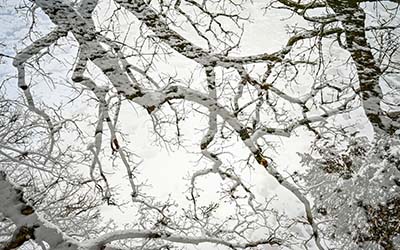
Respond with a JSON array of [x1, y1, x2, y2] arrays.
[[1, 226, 35, 250], [327, 0, 399, 135]]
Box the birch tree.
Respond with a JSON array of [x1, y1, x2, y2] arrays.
[[0, 0, 399, 249]]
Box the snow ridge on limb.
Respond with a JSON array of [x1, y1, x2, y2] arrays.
[[0, 172, 283, 249], [82, 230, 282, 250], [114, 0, 319, 68], [0, 171, 79, 250]]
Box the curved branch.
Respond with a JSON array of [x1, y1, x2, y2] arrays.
[[0, 171, 79, 250]]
